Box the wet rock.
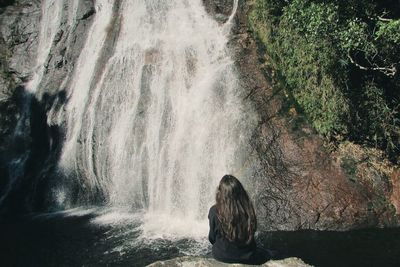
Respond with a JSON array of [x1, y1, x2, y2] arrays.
[[0, 74, 17, 127], [147, 256, 311, 267], [37, 0, 96, 100], [0, 9, 20, 160], [215, 13, 229, 23], [202, 0, 235, 22], [0, 0, 15, 8], [211, 0, 400, 230], [0, 0, 96, 215], [0, 1, 40, 80], [53, 29, 64, 44], [53, 54, 64, 69], [76, 0, 95, 20]]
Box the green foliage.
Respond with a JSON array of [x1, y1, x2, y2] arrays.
[[340, 155, 358, 179], [249, 0, 400, 161], [353, 81, 399, 153], [376, 19, 400, 44], [278, 0, 349, 136]]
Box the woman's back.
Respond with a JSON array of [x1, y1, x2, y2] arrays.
[[208, 204, 256, 263], [208, 175, 259, 264]]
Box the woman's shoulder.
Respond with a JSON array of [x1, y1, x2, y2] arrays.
[[208, 204, 217, 218]]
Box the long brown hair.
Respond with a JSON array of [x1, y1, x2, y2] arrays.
[[216, 174, 257, 245]]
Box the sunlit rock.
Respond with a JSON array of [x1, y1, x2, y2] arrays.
[[147, 256, 311, 267]]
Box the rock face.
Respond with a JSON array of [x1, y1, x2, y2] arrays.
[[212, 0, 400, 230], [0, 0, 15, 8], [202, 0, 235, 23], [147, 256, 311, 267], [0, 0, 97, 214], [0, 0, 40, 213]]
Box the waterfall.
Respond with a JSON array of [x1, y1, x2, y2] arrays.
[[55, 0, 254, 237], [26, 0, 64, 94], [58, 0, 115, 197]]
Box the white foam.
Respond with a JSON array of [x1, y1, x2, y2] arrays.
[[139, 212, 209, 241], [90, 209, 211, 256], [90, 209, 141, 226], [32, 207, 98, 219]]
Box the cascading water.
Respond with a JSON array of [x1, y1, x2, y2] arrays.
[[51, 0, 255, 238], [26, 0, 64, 94]]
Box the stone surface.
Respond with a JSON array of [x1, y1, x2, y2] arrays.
[[211, 0, 400, 230], [202, 0, 235, 23], [0, 1, 40, 80], [0, 0, 96, 214], [390, 169, 400, 218], [147, 256, 311, 267], [37, 0, 96, 100], [0, 0, 15, 8]]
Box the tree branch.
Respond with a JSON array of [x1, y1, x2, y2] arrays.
[[347, 53, 397, 77], [377, 16, 393, 22]]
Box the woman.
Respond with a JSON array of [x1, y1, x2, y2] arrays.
[[208, 174, 267, 264]]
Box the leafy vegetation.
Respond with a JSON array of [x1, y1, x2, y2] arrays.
[[249, 0, 400, 162]]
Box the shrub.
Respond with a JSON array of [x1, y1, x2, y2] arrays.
[[249, 0, 399, 161]]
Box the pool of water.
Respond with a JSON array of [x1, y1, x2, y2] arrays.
[[259, 228, 400, 267], [1, 209, 399, 267]]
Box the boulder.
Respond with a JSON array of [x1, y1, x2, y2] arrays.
[[147, 256, 311, 267], [202, 0, 235, 23]]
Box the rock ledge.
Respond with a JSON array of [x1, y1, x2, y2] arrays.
[[147, 256, 311, 267]]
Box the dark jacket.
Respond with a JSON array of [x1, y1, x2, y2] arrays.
[[208, 205, 257, 264]]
